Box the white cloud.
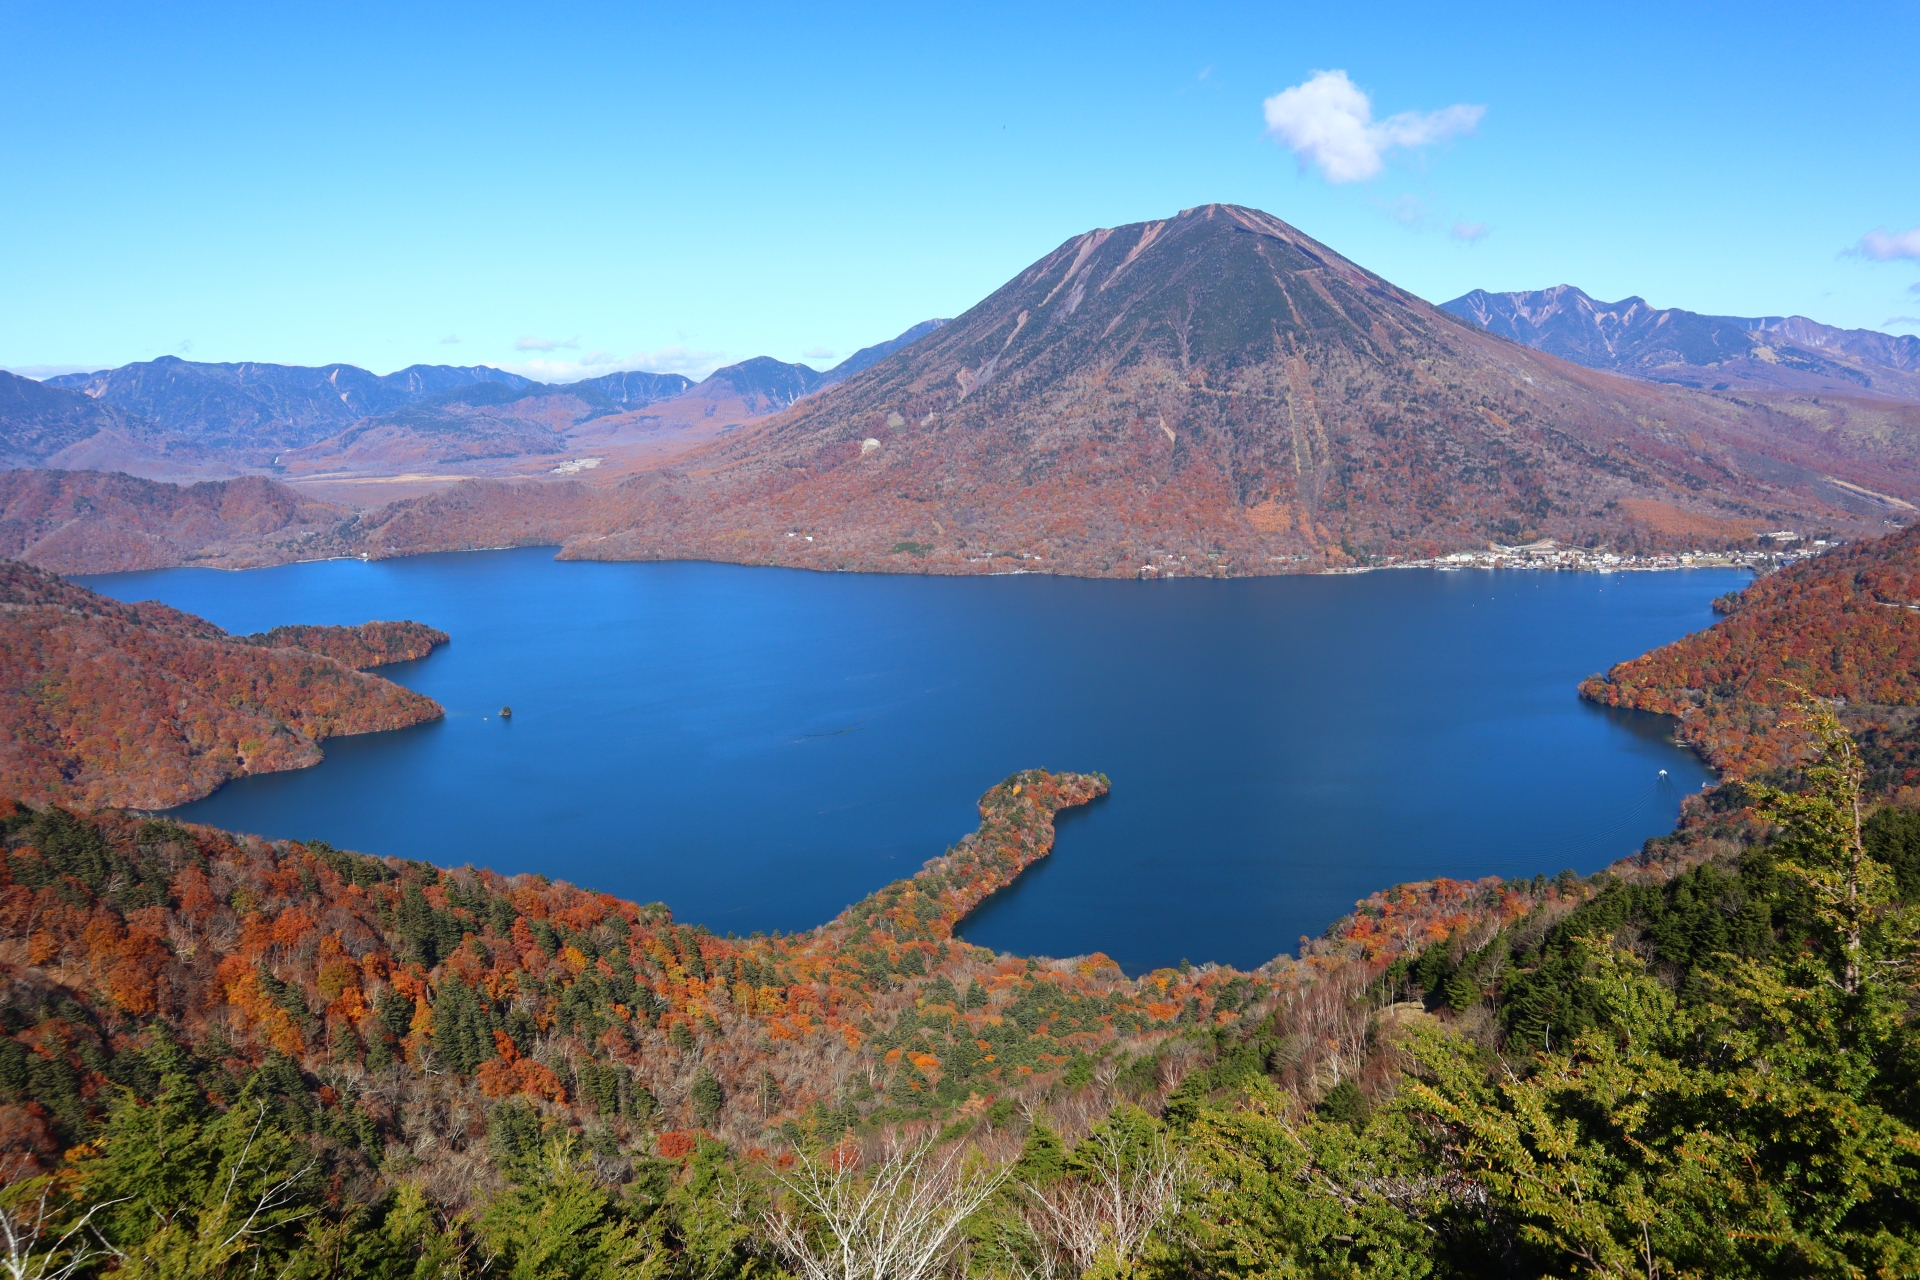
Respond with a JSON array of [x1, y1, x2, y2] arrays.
[[1885, 315, 1920, 328], [1908, 282, 1920, 296], [513, 335, 580, 352], [1854, 227, 1920, 261], [1263, 70, 1484, 184], [503, 345, 727, 384], [801, 346, 836, 359], [439, 334, 462, 345], [1451, 221, 1489, 242]]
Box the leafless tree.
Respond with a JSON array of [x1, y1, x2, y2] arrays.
[[1021, 1123, 1186, 1277], [0, 1181, 121, 1280], [764, 1138, 1005, 1280]]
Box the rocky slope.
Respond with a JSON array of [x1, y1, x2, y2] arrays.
[[0, 560, 445, 809], [1444, 285, 1920, 401]]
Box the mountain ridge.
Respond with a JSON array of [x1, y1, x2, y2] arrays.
[[10, 214, 1919, 572], [1443, 284, 1920, 400], [5, 327, 949, 487], [45, 356, 540, 458]]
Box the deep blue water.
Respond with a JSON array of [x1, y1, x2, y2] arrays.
[[77, 551, 1737, 974]]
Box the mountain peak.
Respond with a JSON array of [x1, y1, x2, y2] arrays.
[[532, 201, 1914, 575], [1444, 286, 1920, 397]]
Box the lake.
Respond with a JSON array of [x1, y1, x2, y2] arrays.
[[79, 551, 1737, 973]]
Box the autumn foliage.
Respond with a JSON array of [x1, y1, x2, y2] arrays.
[[239, 620, 449, 669], [0, 559, 445, 809], [1580, 525, 1920, 777], [0, 769, 1298, 1174]]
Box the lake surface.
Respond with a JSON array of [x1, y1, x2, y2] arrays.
[[79, 551, 1738, 973]]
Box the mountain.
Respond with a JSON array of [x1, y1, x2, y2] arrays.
[[685, 356, 827, 413], [275, 382, 601, 475], [566, 369, 695, 407], [0, 369, 201, 474], [17, 208, 1920, 571], [45, 356, 537, 460], [0, 328, 951, 493], [0, 469, 356, 572], [819, 318, 949, 385], [273, 371, 769, 486], [1443, 285, 1920, 400], [506, 203, 1919, 575], [268, 360, 837, 483]]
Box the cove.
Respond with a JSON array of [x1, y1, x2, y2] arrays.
[[78, 550, 1736, 974]]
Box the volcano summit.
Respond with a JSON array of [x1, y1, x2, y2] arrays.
[[444, 204, 1910, 574]]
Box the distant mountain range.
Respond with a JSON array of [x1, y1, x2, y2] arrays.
[[2, 322, 948, 480], [1442, 285, 1920, 400], [45, 357, 539, 456], [0, 366, 162, 469], [821, 319, 949, 385]]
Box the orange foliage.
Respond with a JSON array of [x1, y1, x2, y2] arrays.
[[1582, 526, 1920, 777], [0, 560, 443, 809]]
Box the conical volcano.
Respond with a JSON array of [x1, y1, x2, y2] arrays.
[[368, 205, 1915, 573]]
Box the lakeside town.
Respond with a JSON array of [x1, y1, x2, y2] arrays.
[[1341, 530, 1844, 576]]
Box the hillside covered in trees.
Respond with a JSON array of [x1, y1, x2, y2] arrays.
[[1581, 522, 1920, 784], [1, 531, 1917, 1275], [0, 561, 447, 809], [2, 711, 1914, 1276]]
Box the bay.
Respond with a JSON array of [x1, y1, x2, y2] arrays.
[[79, 550, 1735, 973]]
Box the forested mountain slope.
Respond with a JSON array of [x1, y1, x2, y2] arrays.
[[1582, 521, 1920, 781], [0, 469, 356, 573], [0, 561, 446, 808], [1, 706, 1912, 1275], [0, 525, 1915, 1272]]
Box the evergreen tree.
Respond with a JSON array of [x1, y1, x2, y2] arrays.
[[691, 1068, 725, 1127]]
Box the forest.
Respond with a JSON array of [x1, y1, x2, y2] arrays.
[[0, 528, 1917, 1276], [0, 560, 447, 810], [1582, 521, 1920, 785]]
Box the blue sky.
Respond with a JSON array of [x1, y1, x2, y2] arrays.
[[4, 0, 1916, 381]]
